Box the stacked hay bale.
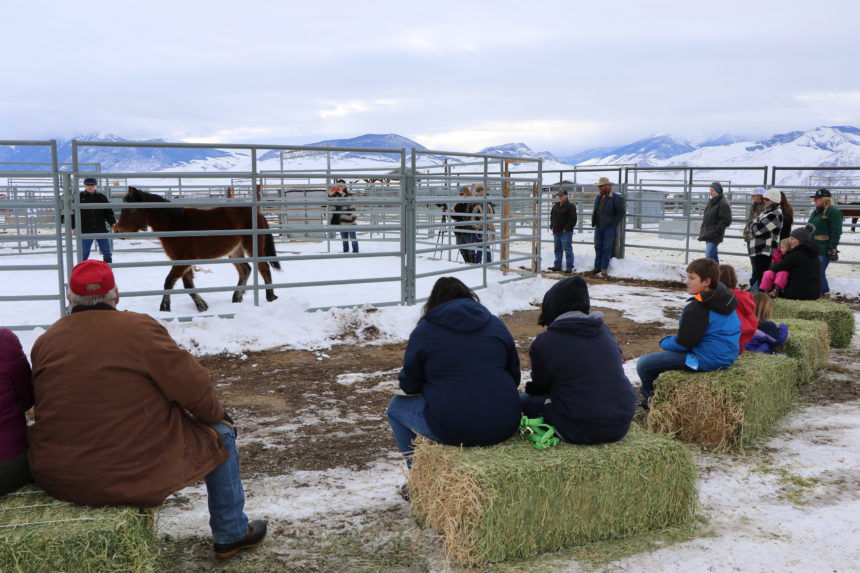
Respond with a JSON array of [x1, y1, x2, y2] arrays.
[[409, 428, 697, 566], [779, 318, 830, 384], [773, 298, 855, 348], [0, 487, 158, 573], [647, 353, 799, 450]]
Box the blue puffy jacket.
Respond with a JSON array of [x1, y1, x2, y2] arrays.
[[398, 298, 521, 447], [745, 323, 789, 354], [660, 283, 741, 371]]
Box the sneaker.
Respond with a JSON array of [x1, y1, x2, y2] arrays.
[[213, 520, 268, 560], [399, 483, 411, 502], [767, 287, 780, 299]]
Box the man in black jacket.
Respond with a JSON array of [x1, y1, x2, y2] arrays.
[[548, 190, 576, 273], [697, 181, 732, 265], [74, 177, 116, 263]]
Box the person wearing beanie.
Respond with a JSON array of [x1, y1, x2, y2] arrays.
[[0, 328, 33, 497], [697, 181, 733, 265], [28, 260, 268, 560], [522, 277, 636, 444], [807, 188, 843, 299], [72, 177, 116, 263], [766, 227, 821, 300], [547, 189, 577, 274], [745, 188, 784, 290]]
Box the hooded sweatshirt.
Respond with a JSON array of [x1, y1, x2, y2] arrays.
[[398, 298, 521, 447], [659, 282, 741, 371], [527, 311, 635, 443]]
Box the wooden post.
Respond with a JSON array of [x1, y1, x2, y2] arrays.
[[502, 160, 512, 274]]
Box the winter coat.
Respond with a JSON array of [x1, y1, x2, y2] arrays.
[[451, 202, 474, 230], [398, 298, 521, 447], [471, 200, 495, 232], [807, 204, 843, 251], [526, 311, 635, 443], [745, 322, 789, 354], [659, 283, 741, 372], [0, 329, 33, 464], [742, 201, 765, 242], [698, 194, 732, 243], [550, 199, 577, 234], [746, 204, 783, 257], [732, 289, 758, 355], [770, 248, 784, 266], [72, 191, 116, 234], [28, 306, 228, 508], [591, 192, 625, 230], [769, 243, 821, 300]]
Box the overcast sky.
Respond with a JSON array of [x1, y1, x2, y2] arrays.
[[3, 1, 859, 154]]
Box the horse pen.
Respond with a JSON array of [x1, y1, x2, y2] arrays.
[[2, 140, 860, 572]]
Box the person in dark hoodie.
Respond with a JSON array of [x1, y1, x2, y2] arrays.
[[386, 277, 521, 473], [697, 182, 732, 265], [767, 226, 821, 300], [636, 258, 741, 408], [521, 277, 636, 444]]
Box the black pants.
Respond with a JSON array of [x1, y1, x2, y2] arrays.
[[750, 254, 772, 290], [0, 452, 31, 496]]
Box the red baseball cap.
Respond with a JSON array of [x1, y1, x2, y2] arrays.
[[69, 260, 115, 296]]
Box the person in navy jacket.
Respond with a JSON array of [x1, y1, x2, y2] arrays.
[[521, 276, 636, 444], [0, 328, 34, 496], [387, 277, 521, 471], [636, 258, 741, 407]]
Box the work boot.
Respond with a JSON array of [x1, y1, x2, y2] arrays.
[[563, 269, 573, 275], [546, 266, 560, 272], [399, 483, 411, 502], [103, 257, 112, 264], [213, 520, 268, 560]]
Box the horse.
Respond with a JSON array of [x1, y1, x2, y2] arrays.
[[842, 202, 860, 232], [114, 186, 281, 312]]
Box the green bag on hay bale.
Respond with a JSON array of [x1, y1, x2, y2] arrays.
[[779, 318, 830, 384], [0, 487, 159, 573], [519, 415, 560, 450], [409, 428, 698, 566], [647, 353, 798, 450], [772, 298, 855, 348]]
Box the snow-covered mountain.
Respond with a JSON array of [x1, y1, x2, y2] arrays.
[[477, 142, 560, 163]]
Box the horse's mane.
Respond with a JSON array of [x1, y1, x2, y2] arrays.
[[126, 187, 184, 218]]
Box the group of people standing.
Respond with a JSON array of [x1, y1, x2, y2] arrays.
[[451, 184, 495, 264]]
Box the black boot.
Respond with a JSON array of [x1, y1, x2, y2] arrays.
[[213, 520, 268, 560]]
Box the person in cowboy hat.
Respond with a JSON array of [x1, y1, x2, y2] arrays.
[[589, 177, 625, 277], [806, 188, 843, 299], [27, 261, 268, 560], [73, 177, 116, 263]]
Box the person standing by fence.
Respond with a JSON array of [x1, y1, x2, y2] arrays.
[[73, 177, 116, 263], [472, 184, 495, 264], [452, 187, 476, 263], [697, 182, 732, 265], [807, 188, 843, 299], [589, 177, 625, 277], [548, 189, 576, 274], [746, 188, 784, 291], [328, 180, 359, 253]]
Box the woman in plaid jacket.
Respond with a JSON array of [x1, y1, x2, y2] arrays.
[[746, 188, 784, 290]]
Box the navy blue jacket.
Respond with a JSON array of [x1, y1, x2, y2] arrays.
[[591, 192, 625, 230], [526, 312, 635, 443], [398, 298, 521, 447]]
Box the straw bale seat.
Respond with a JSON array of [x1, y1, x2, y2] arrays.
[[773, 298, 855, 348], [779, 318, 830, 383], [409, 427, 697, 566], [0, 486, 159, 573]]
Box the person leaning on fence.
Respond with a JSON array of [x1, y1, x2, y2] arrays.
[[636, 258, 740, 409], [452, 187, 476, 263], [745, 188, 784, 291], [807, 188, 843, 299], [718, 264, 757, 354], [521, 276, 636, 444], [72, 177, 116, 263], [328, 180, 358, 253], [547, 189, 576, 274], [589, 177, 625, 277], [0, 328, 33, 497], [386, 277, 521, 499], [27, 261, 268, 560], [471, 183, 495, 264], [697, 181, 732, 265], [766, 226, 821, 301]]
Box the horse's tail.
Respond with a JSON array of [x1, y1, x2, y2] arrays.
[[258, 213, 281, 271]]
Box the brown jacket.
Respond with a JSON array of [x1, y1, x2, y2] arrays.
[[28, 306, 227, 507]]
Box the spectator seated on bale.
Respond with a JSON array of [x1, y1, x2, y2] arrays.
[[386, 277, 521, 500], [0, 328, 33, 497], [719, 264, 757, 354], [745, 293, 789, 354], [767, 226, 821, 301], [521, 276, 636, 444], [27, 261, 267, 560], [636, 258, 741, 409]]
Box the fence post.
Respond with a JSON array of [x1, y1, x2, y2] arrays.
[[251, 147, 260, 306], [401, 149, 416, 305]]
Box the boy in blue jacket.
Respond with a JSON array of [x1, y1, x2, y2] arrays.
[[636, 258, 741, 408]]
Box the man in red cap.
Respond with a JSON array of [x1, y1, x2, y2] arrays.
[[28, 260, 267, 559]]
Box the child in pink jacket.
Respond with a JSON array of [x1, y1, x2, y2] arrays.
[[759, 238, 793, 298], [0, 328, 33, 496]]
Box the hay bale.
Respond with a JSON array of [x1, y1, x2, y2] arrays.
[[773, 298, 855, 348], [647, 353, 798, 450], [0, 487, 158, 573], [779, 318, 830, 384], [409, 428, 697, 566]]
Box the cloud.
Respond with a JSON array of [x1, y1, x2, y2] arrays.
[[795, 90, 860, 105], [178, 127, 274, 144], [317, 99, 398, 119]]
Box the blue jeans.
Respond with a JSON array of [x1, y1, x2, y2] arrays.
[[386, 395, 439, 468], [204, 423, 250, 544], [704, 242, 719, 265], [473, 235, 492, 264], [819, 254, 830, 294], [81, 238, 112, 261], [636, 351, 691, 400], [553, 232, 574, 270], [340, 230, 358, 253], [593, 225, 617, 271]]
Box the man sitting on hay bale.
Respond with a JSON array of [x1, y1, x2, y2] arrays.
[[520, 276, 636, 444], [636, 258, 741, 409], [27, 261, 268, 560]]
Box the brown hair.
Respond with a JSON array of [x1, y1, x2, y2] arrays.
[[686, 258, 720, 289], [779, 192, 793, 223], [422, 277, 479, 319], [753, 292, 773, 320], [718, 264, 738, 290]]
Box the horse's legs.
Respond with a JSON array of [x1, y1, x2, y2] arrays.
[[258, 261, 278, 302], [181, 267, 209, 312], [161, 265, 190, 312], [229, 246, 251, 303]]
